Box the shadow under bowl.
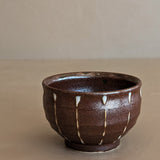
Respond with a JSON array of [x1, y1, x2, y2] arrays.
[[42, 71, 142, 152]]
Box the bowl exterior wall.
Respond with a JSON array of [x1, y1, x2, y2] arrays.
[[43, 84, 141, 145]]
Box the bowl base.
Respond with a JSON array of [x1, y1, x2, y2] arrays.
[[65, 140, 120, 152]]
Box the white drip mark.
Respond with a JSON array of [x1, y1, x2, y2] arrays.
[[53, 93, 62, 135], [128, 92, 132, 104], [102, 96, 107, 105], [76, 96, 81, 107], [118, 135, 121, 140], [122, 126, 127, 134], [98, 110, 107, 145], [127, 112, 130, 124], [53, 93, 56, 101], [99, 139, 103, 146], [140, 88, 142, 98], [114, 112, 131, 143], [75, 96, 84, 144], [113, 140, 117, 144]]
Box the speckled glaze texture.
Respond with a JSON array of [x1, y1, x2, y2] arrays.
[[42, 72, 142, 152]]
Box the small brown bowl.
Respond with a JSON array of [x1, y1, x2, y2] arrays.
[[42, 72, 142, 152]]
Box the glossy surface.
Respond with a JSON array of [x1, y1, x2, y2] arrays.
[[43, 72, 141, 151]]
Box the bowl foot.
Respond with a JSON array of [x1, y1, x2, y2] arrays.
[[65, 140, 120, 152]]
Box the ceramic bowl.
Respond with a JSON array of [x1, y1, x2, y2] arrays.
[[42, 72, 142, 152]]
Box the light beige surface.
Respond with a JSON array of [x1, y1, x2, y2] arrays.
[[0, 59, 159, 160], [0, 1, 160, 59]]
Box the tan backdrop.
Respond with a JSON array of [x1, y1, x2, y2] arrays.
[[0, 0, 160, 59]]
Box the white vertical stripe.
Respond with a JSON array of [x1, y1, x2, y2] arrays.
[[75, 96, 84, 144], [98, 110, 107, 145], [53, 93, 62, 135]]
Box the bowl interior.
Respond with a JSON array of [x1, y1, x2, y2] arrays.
[[47, 73, 139, 93]]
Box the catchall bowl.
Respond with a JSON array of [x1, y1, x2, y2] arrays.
[[42, 72, 142, 152]]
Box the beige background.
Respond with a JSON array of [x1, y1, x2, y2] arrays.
[[0, 0, 160, 59], [0, 59, 160, 159]]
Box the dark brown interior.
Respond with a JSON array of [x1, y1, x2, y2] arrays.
[[48, 76, 137, 92]]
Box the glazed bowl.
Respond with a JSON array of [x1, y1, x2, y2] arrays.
[[42, 72, 142, 152]]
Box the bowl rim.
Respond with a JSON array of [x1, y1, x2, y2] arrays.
[[42, 71, 142, 95]]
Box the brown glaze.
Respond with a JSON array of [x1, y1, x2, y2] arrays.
[[42, 72, 142, 152]]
